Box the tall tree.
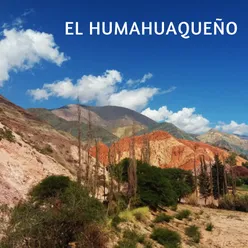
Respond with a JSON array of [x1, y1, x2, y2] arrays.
[[193, 144, 198, 198], [141, 132, 150, 164], [226, 153, 237, 196], [127, 122, 137, 207], [77, 102, 83, 184], [198, 156, 211, 205], [212, 155, 227, 199], [86, 110, 93, 190]]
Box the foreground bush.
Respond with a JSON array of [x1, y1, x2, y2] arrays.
[[219, 194, 248, 212], [175, 209, 191, 220], [154, 213, 173, 223], [185, 225, 201, 243], [1, 176, 108, 248], [151, 227, 181, 248]]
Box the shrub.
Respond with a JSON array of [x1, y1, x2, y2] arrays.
[[170, 205, 178, 211], [154, 213, 173, 223], [206, 222, 214, 232], [111, 215, 125, 230], [0, 127, 15, 142], [219, 194, 248, 212], [185, 225, 201, 243], [30, 175, 71, 201], [1, 176, 107, 248], [119, 207, 149, 222], [40, 144, 53, 155], [151, 227, 181, 248], [175, 209, 191, 220], [115, 230, 145, 248]]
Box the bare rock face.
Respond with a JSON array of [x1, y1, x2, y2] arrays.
[[0, 95, 102, 205], [94, 131, 246, 170]]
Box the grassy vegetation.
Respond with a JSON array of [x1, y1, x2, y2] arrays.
[[154, 213, 173, 223], [151, 227, 181, 248], [175, 209, 191, 220], [185, 225, 201, 243], [119, 207, 149, 222], [115, 229, 145, 248], [206, 222, 214, 232]]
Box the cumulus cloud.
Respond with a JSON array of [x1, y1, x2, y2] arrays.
[[127, 72, 153, 86], [108, 87, 159, 111], [216, 121, 248, 135], [28, 70, 163, 111], [142, 106, 210, 134], [0, 28, 69, 86]]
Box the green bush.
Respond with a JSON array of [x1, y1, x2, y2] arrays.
[[1, 176, 107, 248], [30, 175, 71, 201], [185, 225, 201, 243], [151, 227, 181, 248], [154, 213, 173, 223], [205, 222, 214, 232], [115, 230, 145, 248], [175, 209, 191, 220]]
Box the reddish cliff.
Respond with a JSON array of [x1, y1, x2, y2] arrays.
[[90, 131, 246, 170]]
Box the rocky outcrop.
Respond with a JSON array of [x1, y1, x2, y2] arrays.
[[93, 131, 246, 170]]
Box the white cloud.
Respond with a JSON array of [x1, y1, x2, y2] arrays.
[[142, 106, 210, 134], [108, 87, 159, 111], [0, 28, 68, 86], [28, 70, 162, 111], [127, 72, 153, 86], [216, 121, 248, 135]]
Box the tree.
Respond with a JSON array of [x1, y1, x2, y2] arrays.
[[212, 155, 227, 199], [198, 156, 211, 204], [137, 163, 177, 209], [77, 102, 83, 184], [127, 122, 137, 207], [162, 168, 195, 203], [226, 153, 237, 196]]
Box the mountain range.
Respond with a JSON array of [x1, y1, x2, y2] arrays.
[[0, 95, 247, 205]]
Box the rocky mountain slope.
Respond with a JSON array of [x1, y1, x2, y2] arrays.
[[28, 107, 117, 144], [136, 122, 196, 141], [0, 95, 102, 205], [91, 131, 246, 170], [197, 129, 248, 156], [29, 104, 198, 141]]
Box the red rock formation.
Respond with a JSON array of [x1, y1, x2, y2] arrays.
[[91, 131, 246, 170]]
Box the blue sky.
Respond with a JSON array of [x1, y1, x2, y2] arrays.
[[0, 0, 248, 134]]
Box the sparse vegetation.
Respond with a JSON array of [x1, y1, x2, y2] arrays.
[[175, 209, 191, 220], [185, 225, 201, 243], [206, 222, 214, 231], [154, 213, 173, 223], [219, 194, 248, 212], [115, 229, 145, 248], [0, 127, 15, 142], [151, 227, 181, 248], [39, 144, 53, 155]]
